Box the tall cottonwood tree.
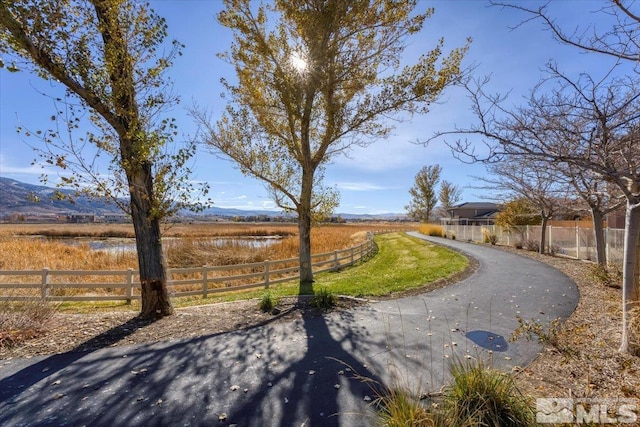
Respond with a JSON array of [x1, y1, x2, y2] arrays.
[[196, 0, 468, 286], [438, 180, 462, 210], [406, 165, 441, 222], [0, 0, 199, 318]]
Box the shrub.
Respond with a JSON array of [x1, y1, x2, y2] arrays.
[[443, 359, 535, 427], [376, 387, 437, 427], [548, 244, 561, 256], [509, 316, 563, 349], [310, 287, 336, 310], [0, 297, 57, 348], [482, 228, 498, 245], [419, 224, 445, 238], [258, 291, 277, 313], [589, 263, 622, 289], [523, 239, 540, 252]]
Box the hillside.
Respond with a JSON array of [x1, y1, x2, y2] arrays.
[[0, 177, 408, 220], [0, 177, 121, 215]]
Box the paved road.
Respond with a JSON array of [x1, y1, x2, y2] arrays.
[[0, 234, 578, 426]]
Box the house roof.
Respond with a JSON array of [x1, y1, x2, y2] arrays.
[[445, 202, 501, 222], [474, 210, 500, 219], [450, 202, 500, 210]]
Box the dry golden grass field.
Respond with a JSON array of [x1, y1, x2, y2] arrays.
[[0, 221, 416, 271], [0, 222, 417, 299]]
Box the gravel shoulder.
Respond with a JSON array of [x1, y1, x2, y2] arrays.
[[0, 297, 362, 360], [491, 245, 640, 399]]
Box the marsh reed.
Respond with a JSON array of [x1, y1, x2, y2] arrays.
[[0, 222, 415, 297]]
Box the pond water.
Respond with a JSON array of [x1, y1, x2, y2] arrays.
[[30, 236, 282, 254]]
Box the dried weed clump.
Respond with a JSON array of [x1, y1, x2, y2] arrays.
[[629, 306, 640, 357], [418, 224, 445, 237], [165, 238, 269, 267], [0, 237, 137, 271], [0, 297, 57, 348], [376, 359, 534, 427]]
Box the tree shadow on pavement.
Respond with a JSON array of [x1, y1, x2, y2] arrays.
[[0, 301, 394, 427], [223, 304, 386, 426], [0, 315, 156, 404]]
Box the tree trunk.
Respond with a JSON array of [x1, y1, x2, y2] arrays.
[[591, 208, 607, 266], [128, 165, 173, 319], [298, 208, 314, 287], [619, 201, 640, 353], [539, 214, 549, 254], [298, 168, 315, 289]]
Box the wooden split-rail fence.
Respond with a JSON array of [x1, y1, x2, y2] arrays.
[[0, 233, 376, 303]]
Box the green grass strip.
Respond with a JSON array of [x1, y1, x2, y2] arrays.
[[312, 233, 468, 297], [58, 232, 468, 311]]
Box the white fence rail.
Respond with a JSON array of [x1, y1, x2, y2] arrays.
[[441, 224, 625, 265], [0, 233, 376, 303]]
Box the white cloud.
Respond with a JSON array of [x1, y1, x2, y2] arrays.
[[0, 154, 49, 178], [209, 191, 280, 211], [336, 181, 398, 191]]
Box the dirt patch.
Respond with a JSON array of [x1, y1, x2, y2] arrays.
[[0, 297, 361, 360], [491, 245, 640, 400]]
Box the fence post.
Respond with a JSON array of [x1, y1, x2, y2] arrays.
[[202, 265, 208, 299], [41, 267, 50, 300], [125, 268, 133, 305], [333, 251, 339, 271], [264, 260, 270, 289], [351, 246, 354, 266], [575, 225, 581, 260], [548, 225, 553, 253]]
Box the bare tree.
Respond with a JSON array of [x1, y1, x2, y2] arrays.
[[478, 158, 571, 254], [429, 66, 640, 352], [491, 1, 640, 63], [486, 0, 640, 353], [195, 0, 468, 287], [552, 163, 625, 265]]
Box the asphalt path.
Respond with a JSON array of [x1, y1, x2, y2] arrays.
[[0, 233, 578, 426]]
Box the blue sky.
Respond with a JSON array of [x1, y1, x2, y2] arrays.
[[0, 0, 624, 214]]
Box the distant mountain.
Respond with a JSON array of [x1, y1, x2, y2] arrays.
[[0, 177, 408, 220], [191, 207, 407, 221], [198, 206, 294, 218], [337, 212, 408, 221], [0, 177, 120, 215]]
